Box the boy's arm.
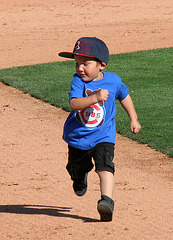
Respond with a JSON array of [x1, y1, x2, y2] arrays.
[[70, 89, 109, 110], [119, 94, 141, 134]]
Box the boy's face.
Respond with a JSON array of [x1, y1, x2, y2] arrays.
[[74, 55, 106, 82]]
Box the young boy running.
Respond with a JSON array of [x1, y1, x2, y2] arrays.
[[58, 37, 141, 221]]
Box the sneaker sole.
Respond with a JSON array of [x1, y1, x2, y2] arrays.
[[97, 202, 113, 222], [74, 187, 87, 196]]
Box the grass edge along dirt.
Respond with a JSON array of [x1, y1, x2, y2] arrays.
[[0, 48, 172, 157]]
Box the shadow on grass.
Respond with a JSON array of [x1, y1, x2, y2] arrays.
[[0, 204, 100, 223]]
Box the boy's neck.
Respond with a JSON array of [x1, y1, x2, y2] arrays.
[[93, 71, 104, 81]]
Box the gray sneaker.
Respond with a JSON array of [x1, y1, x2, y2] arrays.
[[97, 195, 114, 221]]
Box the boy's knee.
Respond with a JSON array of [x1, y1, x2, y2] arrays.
[[96, 169, 114, 177]]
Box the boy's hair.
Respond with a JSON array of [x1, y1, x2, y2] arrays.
[[58, 37, 109, 65]]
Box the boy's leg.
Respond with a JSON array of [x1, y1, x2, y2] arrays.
[[66, 145, 93, 196], [96, 170, 114, 221], [97, 170, 114, 199], [92, 142, 115, 221]]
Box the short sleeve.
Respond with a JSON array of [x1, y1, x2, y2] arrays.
[[115, 80, 129, 100], [69, 74, 85, 101]]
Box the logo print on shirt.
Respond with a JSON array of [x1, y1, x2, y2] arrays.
[[75, 89, 106, 129]]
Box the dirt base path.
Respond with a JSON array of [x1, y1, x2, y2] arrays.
[[0, 1, 172, 239]]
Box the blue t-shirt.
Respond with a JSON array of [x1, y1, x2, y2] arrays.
[[63, 71, 129, 150]]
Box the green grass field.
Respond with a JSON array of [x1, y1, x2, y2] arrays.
[[0, 48, 172, 157]]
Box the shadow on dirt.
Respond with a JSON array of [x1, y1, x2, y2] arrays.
[[0, 204, 100, 222]]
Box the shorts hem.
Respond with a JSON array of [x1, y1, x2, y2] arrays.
[[95, 167, 114, 174]]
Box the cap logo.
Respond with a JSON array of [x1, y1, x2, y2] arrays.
[[75, 40, 80, 50], [74, 40, 92, 54]]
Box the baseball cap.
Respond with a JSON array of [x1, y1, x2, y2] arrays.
[[58, 37, 109, 65]]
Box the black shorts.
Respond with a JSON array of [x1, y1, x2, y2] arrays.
[[66, 142, 115, 180]]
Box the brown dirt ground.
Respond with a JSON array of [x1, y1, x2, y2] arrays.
[[0, 0, 173, 239]]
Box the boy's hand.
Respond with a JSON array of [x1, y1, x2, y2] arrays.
[[130, 120, 141, 134], [96, 89, 109, 102]]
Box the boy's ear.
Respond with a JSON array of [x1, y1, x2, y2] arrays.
[[99, 62, 106, 70]]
